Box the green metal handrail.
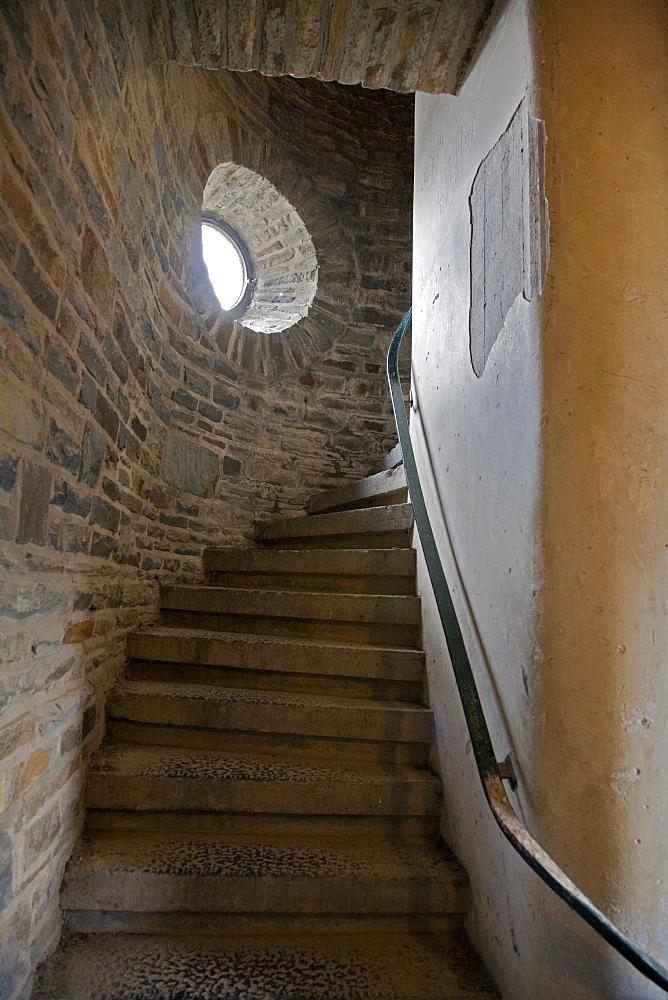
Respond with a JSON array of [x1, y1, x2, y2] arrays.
[[387, 307, 668, 993]]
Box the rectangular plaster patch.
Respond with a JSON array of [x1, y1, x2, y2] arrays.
[[469, 99, 548, 377]]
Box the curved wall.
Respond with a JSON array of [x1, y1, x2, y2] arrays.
[[0, 4, 413, 995]]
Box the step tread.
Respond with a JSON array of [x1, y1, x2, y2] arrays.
[[127, 626, 425, 680], [33, 931, 500, 999], [109, 679, 431, 718], [65, 830, 460, 881], [255, 503, 413, 541], [90, 744, 438, 787]]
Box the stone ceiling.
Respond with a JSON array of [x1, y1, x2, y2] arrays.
[[149, 0, 498, 94]]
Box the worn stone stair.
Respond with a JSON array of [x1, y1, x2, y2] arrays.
[[33, 464, 498, 999]]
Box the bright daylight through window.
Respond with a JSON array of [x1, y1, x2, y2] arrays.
[[201, 221, 249, 313]]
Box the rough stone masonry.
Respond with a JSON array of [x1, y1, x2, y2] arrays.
[[0, 3, 413, 996]]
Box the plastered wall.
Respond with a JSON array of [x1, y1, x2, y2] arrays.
[[413, 0, 667, 996], [0, 4, 413, 996]]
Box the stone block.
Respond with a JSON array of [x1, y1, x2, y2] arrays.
[[62, 620, 94, 644], [0, 282, 26, 331], [0, 455, 18, 493], [197, 400, 222, 423], [162, 432, 219, 498], [10, 750, 50, 814], [0, 714, 34, 762], [79, 370, 97, 413], [50, 479, 91, 519], [16, 460, 51, 546], [14, 245, 59, 321], [95, 392, 120, 443], [23, 805, 60, 872], [213, 357, 239, 381], [0, 634, 30, 664], [45, 419, 81, 474], [130, 417, 147, 441], [184, 366, 211, 397], [90, 496, 120, 533], [89, 532, 115, 558], [78, 337, 107, 385], [172, 388, 197, 410], [79, 422, 106, 489], [222, 455, 242, 477], [0, 376, 43, 449]]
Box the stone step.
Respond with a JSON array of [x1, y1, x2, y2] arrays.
[[86, 744, 441, 817], [106, 680, 430, 765], [127, 627, 424, 682], [161, 586, 421, 626], [33, 930, 500, 999], [255, 503, 413, 549], [107, 679, 432, 745], [61, 831, 466, 916], [308, 465, 408, 515], [127, 658, 422, 704], [159, 587, 419, 647], [106, 719, 430, 767], [203, 546, 416, 595], [368, 440, 403, 475]]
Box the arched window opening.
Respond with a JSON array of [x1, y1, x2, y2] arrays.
[[201, 162, 318, 334]]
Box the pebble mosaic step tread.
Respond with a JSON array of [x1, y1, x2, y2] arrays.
[[86, 744, 442, 816], [107, 680, 433, 743], [32, 931, 500, 999], [62, 832, 466, 915], [89, 743, 437, 786], [127, 626, 425, 680], [66, 830, 459, 879]]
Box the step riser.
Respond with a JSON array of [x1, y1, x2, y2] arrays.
[[86, 777, 441, 816], [107, 721, 430, 767], [309, 488, 408, 515], [127, 633, 424, 682], [160, 587, 421, 626], [84, 812, 439, 839], [158, 611, 418, 647], [308, 467, 408, 516], [127, 661, 423, 704], [255, 504, 413, 544], [260, 529, 411, 549], [62, 876, 461, 915], [202, 547, 416, 578], [205, 571, 414, 595], [107, 693, 432, 744], [64, 911, 462, 936]]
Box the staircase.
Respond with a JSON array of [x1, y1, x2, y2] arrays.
[[33, 466, 498, 999]]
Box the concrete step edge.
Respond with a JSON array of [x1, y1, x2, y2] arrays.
[[255, 503, 413, 541], [160, 585, 421, 625]]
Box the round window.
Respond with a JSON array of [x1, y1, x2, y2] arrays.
[[201, 219, 252, 316]]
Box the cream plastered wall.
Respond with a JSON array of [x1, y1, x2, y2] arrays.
[[412, 0, 667, 997]]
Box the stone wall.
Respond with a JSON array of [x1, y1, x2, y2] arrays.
[[0, 3, 413, 996], [148, 0, 497, 95]]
